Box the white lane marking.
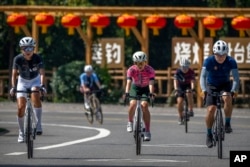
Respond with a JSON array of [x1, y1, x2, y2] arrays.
[[5, 152, 26, 155], [86, 158, 188, 163], [143, 144, 207, 148], [1, 122, 110, 155], [36, 123, 110, 150]]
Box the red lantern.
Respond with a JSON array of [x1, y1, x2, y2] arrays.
[[117, 14, 137, 36], [61, 14, 81, 35], [231, 16, 250, 37], [35, 12, 54, 34], [203, 15, 223, 37], [145, 15, 166, 36], [7, 13, 27, 33], [89, 14, 110, 35], [174, 14, 195, 36]]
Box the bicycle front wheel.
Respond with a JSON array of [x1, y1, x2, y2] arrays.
[[217, 109, 223, 159], [135, 108, 142, 155], [92, 97, 103, 124], [183, 99, 188, 133], [26, 108, 33, 159]]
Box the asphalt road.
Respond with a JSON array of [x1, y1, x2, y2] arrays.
[[0, 102, 250, 167]]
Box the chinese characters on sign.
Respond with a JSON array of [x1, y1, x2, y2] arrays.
[[221, 38, 250, 68], [172, 37, 250, 69], [92, 38, 124, 68], [172, 38, 213, 68]]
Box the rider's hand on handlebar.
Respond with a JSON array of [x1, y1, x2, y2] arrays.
[[40, 84, 47, 94], [9, 87, 16, 96]]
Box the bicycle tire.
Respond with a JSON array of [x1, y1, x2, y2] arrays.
[[26, 107, 33, 159], [217, 109, 223, 159], [92, 97, 103, 124], [136, 108, 142, 155], [184, 98, 188, 133], [85, 109, 94, 124]]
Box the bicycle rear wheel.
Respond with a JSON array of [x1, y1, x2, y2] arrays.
[[135, 108, 142, 155], [217, 109, 223, 159]]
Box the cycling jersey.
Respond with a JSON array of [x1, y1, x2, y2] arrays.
[[127, 65, 155, 87], [174, 68, 195, 88], [12, 53, 44, 80], [80, 72, 99, 88], [200, 55, 239, 92]]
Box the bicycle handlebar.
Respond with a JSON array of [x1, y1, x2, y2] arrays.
[[11, 89, 45, 102], [124, 94, 154, 107]]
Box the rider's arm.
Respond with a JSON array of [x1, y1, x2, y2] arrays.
[[39, 68, 45, 86], [200, 67, 207, 92], [173, 78, 178, 90], [231, 69, 239, 92], [93, 73, 102, 89], [149, 80, 154, 94], [11, 69, 18, 88], [125, 79, 132, 93]]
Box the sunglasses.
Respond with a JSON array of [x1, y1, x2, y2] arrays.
[[22, 46, 34, 52], [215, 54, 226, 57], [134, 62, 145, 66]]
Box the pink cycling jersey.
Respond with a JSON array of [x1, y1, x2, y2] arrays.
[[127, 65, 155, 87]]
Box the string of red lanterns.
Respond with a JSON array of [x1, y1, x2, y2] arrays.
[[6, 13, 250, 37]]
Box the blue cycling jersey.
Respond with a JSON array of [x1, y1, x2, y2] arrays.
[[203, 55, 238, 87], [80, 72, 99, 88]]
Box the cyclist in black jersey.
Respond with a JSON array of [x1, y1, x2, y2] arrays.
[[9, 37, 46, 143]]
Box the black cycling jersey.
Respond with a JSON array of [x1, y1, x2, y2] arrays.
[[12, 53, 44, 80]]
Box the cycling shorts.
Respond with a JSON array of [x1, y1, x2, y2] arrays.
[[176, 84, 192, 98], [205, 82, 231, 106], [16, 75, 41, 98], [129, 84, 149, 102]]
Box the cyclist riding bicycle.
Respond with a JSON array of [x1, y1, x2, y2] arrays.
[[200, 40, 239, 148], [9, 37, 46, 143], [79, 65, 102, 112], [173, 58, 196, 125], [125, 51, 155, 141]]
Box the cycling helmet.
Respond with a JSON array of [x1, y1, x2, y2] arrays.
[[19, 37, 36, 47], [84, 65, 93, 72], [179, 58, 190, 67], [213, 40, 228, 55], [132, 51, 147, 62]]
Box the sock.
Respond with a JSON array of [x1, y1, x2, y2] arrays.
[[34, 107, 42, 131], [207, 128, 212, 135], [17, 116, 24, 133], [225, 117, 231, 126]]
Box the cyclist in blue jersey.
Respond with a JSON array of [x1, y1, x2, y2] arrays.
[[9, 37, 46, 143], [174, 58, 196, 125], [79, 65, 101, 111], [200, 40, 239, 148]]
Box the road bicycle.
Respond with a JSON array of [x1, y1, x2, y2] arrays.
[[209, 91, 227, 159], [125, 94, 153, 155], [84, 89, 103, 124], [15, 89, 43, 159]]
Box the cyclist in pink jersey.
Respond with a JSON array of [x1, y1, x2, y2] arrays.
[[124, 51, 155, 141]]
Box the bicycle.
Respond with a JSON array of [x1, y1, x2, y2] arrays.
[[124, 94, 153, 155], [84, 89, 103, 125], [179, 89, 192, 133], [15, 89, 43, 159], [208, 91, 226, 159]]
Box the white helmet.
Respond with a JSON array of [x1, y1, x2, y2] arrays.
[[213, 40, 228, 55], [132, 51, 147, 62], [179, 58, 190, 67], [19, 37, 36, 47], [84, 65, 93, 72]]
